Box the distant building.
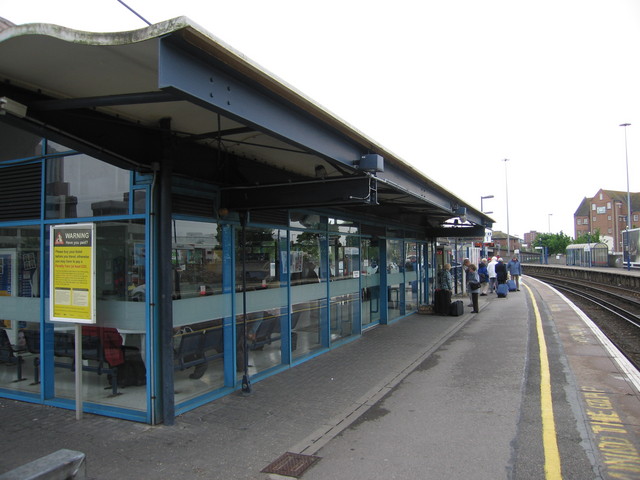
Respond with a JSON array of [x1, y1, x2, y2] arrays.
[[491, 231, 522, 257], [524, 231, 538, 246], [574, 189, 640, 253]]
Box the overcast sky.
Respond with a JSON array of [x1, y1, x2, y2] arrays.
[[2, 0, 639, 240]]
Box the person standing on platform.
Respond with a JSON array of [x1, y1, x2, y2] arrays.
[[507, 256, 522, 291], [435, 263, 453, 314], [478, 258, 489, 296], [487, 256, 498, 293], [495, 257, 508, 286], [462, 258, 472, 306], [466, 264, 480, 313]]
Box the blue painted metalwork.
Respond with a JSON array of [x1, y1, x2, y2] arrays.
[[158, 39, 362, 166]]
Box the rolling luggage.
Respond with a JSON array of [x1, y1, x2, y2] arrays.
[[507, 279, 517, 292], [497, 283, 509, 298], [449, 300, 464, 316]]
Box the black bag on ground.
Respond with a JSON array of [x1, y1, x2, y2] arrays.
[[449, 300, 464, 316], [111, 347, 146, 387], [434, 289, 451, 315]]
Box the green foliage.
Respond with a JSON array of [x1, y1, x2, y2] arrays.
[[533, 231, 573, 255], [573, 229, 602, 245]]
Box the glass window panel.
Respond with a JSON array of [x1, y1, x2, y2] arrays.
[[290, 229, 325, 360], [52, 220, 147, 411], [45, 154, 130, 219], [133, 189, 146, 214], [328, 217, 359, 234], [0, 226, 40, 394], [0, 122, 43, 161], [171, 220, 227, 402], [328, 233, 360, 341], [235, 227, 287, 377], [360, 238, 380, 328], [404, 242, 418, 312], [387, 239, 404, 320]]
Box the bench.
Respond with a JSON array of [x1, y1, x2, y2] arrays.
[[0, 328, 26, 382], [21, 329, 121, 395], [174, 327, 224, 377]]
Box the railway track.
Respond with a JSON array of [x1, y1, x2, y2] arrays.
[[524, 273, 640, 371]]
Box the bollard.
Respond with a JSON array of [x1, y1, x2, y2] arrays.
[[0, 449, 86, 480]]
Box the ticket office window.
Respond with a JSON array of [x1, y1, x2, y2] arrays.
[[235, 227, 287, 377], [328, 232, 360, 342], [171, 220, 227, 403], [49, 220, 147, 411], [290, 229, 326, 360], [0, 226, 40, 394]]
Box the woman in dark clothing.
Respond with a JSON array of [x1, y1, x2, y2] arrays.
[[495, 257, 508, 284]]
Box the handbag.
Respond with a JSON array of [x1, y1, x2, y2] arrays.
[[469, 281, 481, 290]]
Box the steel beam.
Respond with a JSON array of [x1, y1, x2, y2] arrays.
[[221, 177, 373, 211], [158, 39, 362, 166]]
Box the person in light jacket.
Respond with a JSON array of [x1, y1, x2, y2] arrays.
[[507, 256, 522, 291]]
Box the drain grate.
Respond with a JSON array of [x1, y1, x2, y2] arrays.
[[261, 452, 321, 478]]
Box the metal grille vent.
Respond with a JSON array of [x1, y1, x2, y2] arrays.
[[0, 163, 41, 221], [250, 209, 289, 226], [261, 452, 321, 478], [172, 193, 215, 218]]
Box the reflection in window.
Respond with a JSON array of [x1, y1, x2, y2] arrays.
[[328, 232, 360, 341], [171, 220, 227, 402], [361, 238, 380, 328], [405, 242, 418, 312], [95, 220, 146, 303], [0, 226, 40, 393], [387, 238, 403, 320], [291, 229, 325, 359], [0, 122, 43, 161], [235, 227, 287, 376], [46, 154, 130, 219]]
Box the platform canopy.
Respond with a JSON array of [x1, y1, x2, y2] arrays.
[[0, 17, 492, 237]]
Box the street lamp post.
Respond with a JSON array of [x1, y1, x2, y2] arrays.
[[503, 159, 511, 256], [548, 213, 553, 233], [620, 123, 632, 271]]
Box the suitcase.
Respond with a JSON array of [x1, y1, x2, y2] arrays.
[[497, 283, 509, 298], [449, 300, 464, 316], [434, 289, 451, 315], [507, 279, 517, 292]]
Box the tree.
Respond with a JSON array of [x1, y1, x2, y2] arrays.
[[573, 229, 601, 245], [533, 231, 572, 255]]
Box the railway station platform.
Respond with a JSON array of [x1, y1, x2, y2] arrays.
[[1, 277, 639, 479]]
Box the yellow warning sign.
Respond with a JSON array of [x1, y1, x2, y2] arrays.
[[50, 224, 96, 323]]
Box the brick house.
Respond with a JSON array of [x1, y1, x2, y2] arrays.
[[574, 189, 640, 253]]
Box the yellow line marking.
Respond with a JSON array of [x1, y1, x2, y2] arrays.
[[524, 284, 563, 479]]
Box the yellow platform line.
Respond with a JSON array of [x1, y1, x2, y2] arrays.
[[524, 284, 563, 479]]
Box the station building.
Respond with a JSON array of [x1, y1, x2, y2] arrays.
[[0, 17, 492, 424]]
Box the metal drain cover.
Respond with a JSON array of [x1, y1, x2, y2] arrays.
[[261, 452, 321, 478]]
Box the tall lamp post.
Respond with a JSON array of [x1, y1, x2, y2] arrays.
[[620, 123, 632, 271], [503, 159, 511, 256], [548, 213, 553, 233], [481, 195, 494, 258]]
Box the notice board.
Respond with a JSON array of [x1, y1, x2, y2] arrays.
[[50, 223, 96, 324]]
